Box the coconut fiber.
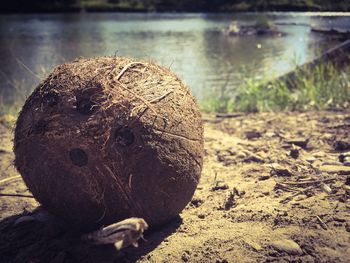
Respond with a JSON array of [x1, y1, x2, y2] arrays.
[[14, 57, 204, 230]]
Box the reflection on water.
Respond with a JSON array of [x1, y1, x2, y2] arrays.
[[0, 12, 348, 102]]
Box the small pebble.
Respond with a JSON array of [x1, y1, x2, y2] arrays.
[[290, 149, 299, 159], [270, 239, 303, 255], [345, 223, 350, 232], [258, 175, 270, 181], [198, 214, 206, 219]]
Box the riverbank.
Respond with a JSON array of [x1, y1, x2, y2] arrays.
[[1, 110, 350, 262], [1, 0, 349, 14]]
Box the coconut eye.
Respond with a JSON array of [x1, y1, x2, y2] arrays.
[[115, 127, 135, 146], [77, 98, 95, 115], [43, 90, 59, 107], [69, 148, 88, 167]]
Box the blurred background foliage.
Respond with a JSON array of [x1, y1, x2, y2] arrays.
[[1, 0, 349, 13]]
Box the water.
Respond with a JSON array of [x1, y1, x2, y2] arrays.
[[0, 12, 349, 102]]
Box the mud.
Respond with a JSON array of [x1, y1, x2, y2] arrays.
[[1, 110, 350, 262]]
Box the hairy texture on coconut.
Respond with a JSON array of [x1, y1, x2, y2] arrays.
[[14, 57, 203, 230]]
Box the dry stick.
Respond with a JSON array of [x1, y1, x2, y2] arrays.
[[275, 183, 300, 192], [278, 178, 336, 187], [0, 193, 34, 198], [116, 62, 149, 81], [130, 90, 174, 119], [280, 186, 314, 204], [131, 92, 174, 130], [327, 123, 350, 129], [0, 175, 22, 185], [110, 81, 159, 116], [316, 215, 328, 230], [113, 62, 171, 122], [215, 113, 244, 118], [149, 91, 174, 103]]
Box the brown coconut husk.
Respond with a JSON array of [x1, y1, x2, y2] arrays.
[[14, 56, 203, 230]]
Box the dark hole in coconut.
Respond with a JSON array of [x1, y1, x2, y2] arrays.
[[76, 98, 95, 115], [115, 126, 135, 146], [69, 148, 88, 167], [42, 90, 59, 107], [32, 119, 48, 135]]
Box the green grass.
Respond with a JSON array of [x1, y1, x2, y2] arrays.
[[0, 97, 22, 127], [0, 78, 28, 127], [1, 60, 350, 124], [201, 62, 350, 113]]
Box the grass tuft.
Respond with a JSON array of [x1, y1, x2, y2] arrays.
[[201, 62, 350, 113]]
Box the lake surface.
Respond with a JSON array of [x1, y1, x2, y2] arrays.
[[0, 12, 349, 102]]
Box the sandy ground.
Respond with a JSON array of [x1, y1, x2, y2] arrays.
[[1, 111, 350, 263]]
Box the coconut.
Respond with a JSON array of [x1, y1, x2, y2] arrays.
[[14, 57, 203, 230]]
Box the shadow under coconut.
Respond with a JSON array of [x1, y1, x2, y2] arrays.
[[0, 208, 182, 263]]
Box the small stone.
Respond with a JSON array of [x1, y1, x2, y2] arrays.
[[198, 214, 205, 219], [346, 176, 350, 186], [290, 149, 299, 159], [334, 140, 350, 151], [294, 194, 307, 201], [285, 138, 309, 149], [270, 163, 293, 177], [338, 152, 350, 162], [265, 131, 276, 138], [320, 165, 350, 175], [258, 175, 270, 181], [343, 185, 350, 191], [270, 239, 303, 255], [321, 183, 332, 194], [343, 157, 350, 166], [244, 130, 261, 140], [244, 239, 262, 251], [191, 198, 203, 208], [181, 253, 189, 262], [345, 223, 350, 232], [313, 151, 326, 158], [211, 181, 229, 191], [305, 156, 317, 163], [339, 196, 347, 203], [236, 151, 247, 159]]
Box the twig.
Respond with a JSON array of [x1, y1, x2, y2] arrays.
[[280, 186, 314, 204], [316, 215, 328, 230], [278, 178, 336, 187], [275, 183, 299, 192], [327, 123, 350, 129], [109, 81, 159, 116], [215, 113, 244, 118], [0, 193, 34, 198], [128, 174, 133, 189], [0, 175, 22, 185], [149, 91, 174, 103], [129, 91, 173, 125], [116, 62, 149, 81]]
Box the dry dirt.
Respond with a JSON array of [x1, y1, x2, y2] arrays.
[[1, 111, 350, 263]]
